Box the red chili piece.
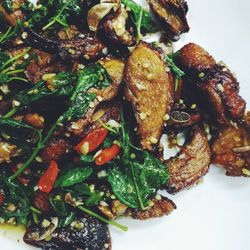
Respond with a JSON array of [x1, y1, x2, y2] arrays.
[[38, 160, 60, 194], [95, 144, 120, 166], [75, 128, 108, 155]]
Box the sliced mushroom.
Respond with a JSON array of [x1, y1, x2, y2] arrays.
[[147, 0, 189, 39], [126, 196, 176, 220], [212, 125, 250, 177], [166, 126, 211, 193], [24, 215, 111, 250], [24, 28, 106, 62], [97, 6, 136, 50], [124, 41, 174, 151], [24, 217, 58, 242], [177, 43, 246, 124], [87, 3, 120, 32]]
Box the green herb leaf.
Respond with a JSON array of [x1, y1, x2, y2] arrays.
[[14, 72, 77, 107], [122, 0, 158, 39], [61, 63, 112, 122], [107, 105, 168, 209], [0, 171, 30, 225], [166, 55, 185, 78], [55, 166, 93, 187]]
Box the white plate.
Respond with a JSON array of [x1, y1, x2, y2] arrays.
[[1, 0, 250, 249]]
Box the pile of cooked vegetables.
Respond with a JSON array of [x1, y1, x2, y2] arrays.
[[0, 0, 249, 249]]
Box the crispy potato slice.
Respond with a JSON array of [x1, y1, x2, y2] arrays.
[[125, 42, 174, 151], [166, 127, 211, 193]]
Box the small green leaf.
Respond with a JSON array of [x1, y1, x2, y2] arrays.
[[55, 166, 93, 187]]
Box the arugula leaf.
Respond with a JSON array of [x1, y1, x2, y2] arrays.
[[55, 166, 93, 187], [2, 0, 13, 13], [61, 63, 112, 122], [108, 150, 168, 209], [58, 211, 76, 228], [107, 105, 168, 209], [49, 193, 69, 216], [0, 171, 30, 225], [0, 19, 23, 45], [0, 118, 39, 142], [0, 52, 10, 70], [166, 55, 185, 78], [122, 0, 158, 39], [41, 0, 81, 30]]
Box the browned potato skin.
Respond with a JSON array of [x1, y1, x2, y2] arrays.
[[148, 0, 189, 39], [212, 125, 250, 177], [166, 127, 211, 193], [126, 197, 176, 220], [178, 43, 216, 72], [125, 42, 174, 151]]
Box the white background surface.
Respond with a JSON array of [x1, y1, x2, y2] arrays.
[[1, 0, 250, 249]]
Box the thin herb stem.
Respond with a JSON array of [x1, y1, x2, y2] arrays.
[[6, 69, 25, 75], [130, 162, 145, 210], [9, 131, 43, 181], [30, 206, 42, 214], [0, 26, 12, 44], [98, 119, 118, 134], [2, 47, 31, 73], [8, 77, 28, 82], [42, 0, 73, 30], [3, 107, 18, 119], [77, 205, 128, 231], [136, 8, 143, 42]]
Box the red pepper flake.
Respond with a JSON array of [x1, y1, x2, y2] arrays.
[[75, 128, 108, 155], [95, 144, 120, 166], [38, 160, 60, 194]]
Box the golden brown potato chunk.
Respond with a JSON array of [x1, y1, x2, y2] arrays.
[[166, 127, 211, 193], [125, 42, 174, 151], [212, 125, 250, 177]]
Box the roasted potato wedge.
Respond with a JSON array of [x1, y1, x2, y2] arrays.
[[166, 127, 211, 193], [125, 42, 174, 151]]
